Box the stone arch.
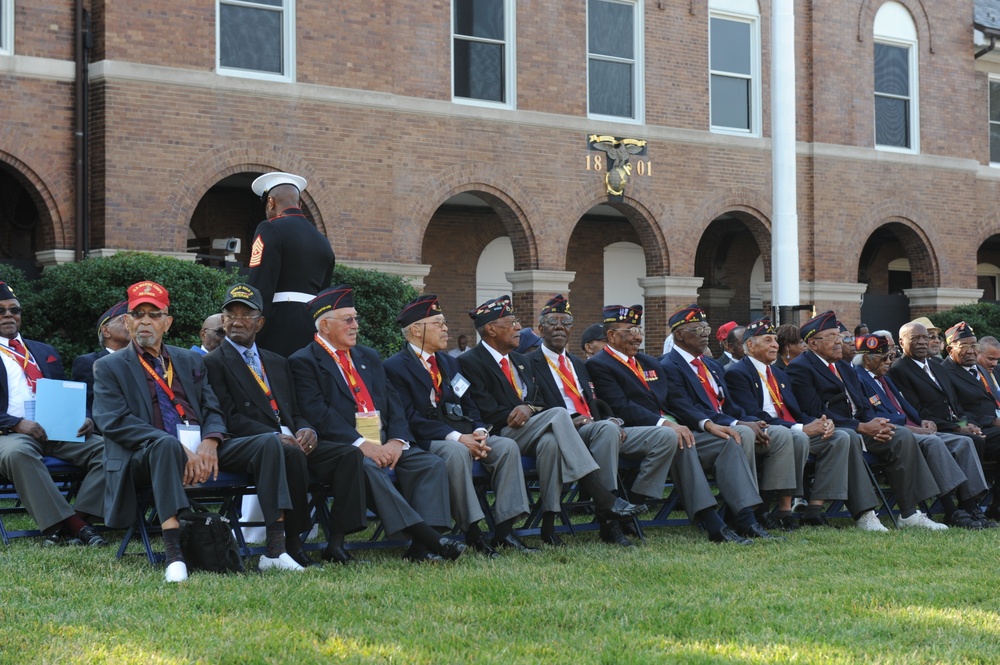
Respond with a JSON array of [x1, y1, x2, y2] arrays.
[[402, 163, 540, 270], [0, 149, 66, 250], [975, 210, 1000, 249], [164, 142, 335, 240], [851, 199, 939, 287], [857, 0, 934, 53]]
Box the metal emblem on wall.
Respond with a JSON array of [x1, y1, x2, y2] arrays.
[[587, 135, 648, 201]]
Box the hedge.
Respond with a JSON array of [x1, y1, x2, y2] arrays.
[[330, 264, 419, 357], [931, 302, 1000, 342]]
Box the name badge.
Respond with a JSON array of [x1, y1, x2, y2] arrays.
[[23, 400, 35, 421], [176, 424, 202, 453], [450, 373, 471, 398], [279, 425, 294, 436], [995, 409, 1000, 419], [355, 410, 382, 443]]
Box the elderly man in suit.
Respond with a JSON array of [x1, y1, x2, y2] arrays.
[[586, 304, 767, 544], [726, 317, 856, 529], [384, 295, 534, 556], [661, 306, 803, 534], [458, 295, 645, 547], [72, 300, 129, 417], [787, 311, 944, 531], [288, 285, 465, 562], [527, 295, 676, 547], [191, 314, 225, 356], [94, 281, 304, 582], [204, 283, 368, 565], [853, 332, 993, 529], [0, 281, 107, 547]]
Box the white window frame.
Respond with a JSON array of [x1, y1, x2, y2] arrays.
[[708, 9, 761, 137], [989, 75, 1000, 166], [873, 2, 918, 154], [0, 0, 13, 57], [586, 0, 644, 124], [216, 0, 295, 83], [451, 0, 516, 110]]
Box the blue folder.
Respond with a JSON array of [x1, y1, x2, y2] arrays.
[[35, 379, 87, 443]]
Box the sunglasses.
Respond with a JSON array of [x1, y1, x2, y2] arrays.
[[0, 306, 22, 316]]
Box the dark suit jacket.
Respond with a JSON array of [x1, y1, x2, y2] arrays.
[[384, 346, 487, 450], [940, 358, 1000, 427], [887, 356, 965, 432], [527, 347, 596, 414], [72, 348, 110, 418], [93, 343, 228, 528], [585, 348, 675, 427], [0, 338, 65, 432], [725, 356, 812, 427], [457, 342, 542, 431], [204, 341, 312, 437], [852, 365, 921, 426], [288, 340, 411, 445], [660, 349, 749, 427], [786, 350, 873, 430]]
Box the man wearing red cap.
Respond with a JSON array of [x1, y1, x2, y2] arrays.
[[0, 281, 107, 547], [714, 321, 744, 370], [95, 281, 304, 582]]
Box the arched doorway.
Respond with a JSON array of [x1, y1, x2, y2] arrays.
[[858, 222, 936, 333], [0, 164, 44, 278]]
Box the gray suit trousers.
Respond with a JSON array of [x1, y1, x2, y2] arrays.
[[0, 432, 106, 533], [790, 428, 852, 503], [845, 427, 939, 515], [501, 407, 600, 514], [671, 428, 762, 516], [362, 446, 450, 537], [736, 424, 803, 493], [577, 421, 676, 498], [915, 431, 986, 501], [430, 435, 529, 530]]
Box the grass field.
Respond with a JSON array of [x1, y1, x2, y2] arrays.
[[0, 516, 997, 664]]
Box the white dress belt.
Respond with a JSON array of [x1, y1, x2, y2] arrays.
[[272, 291, 314, 304]]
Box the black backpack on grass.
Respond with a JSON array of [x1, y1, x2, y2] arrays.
[[178, 501, 245, 574]]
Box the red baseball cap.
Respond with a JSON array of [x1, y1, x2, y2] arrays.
[[716, 321, 738, 343], [127, 281, 170, 311]]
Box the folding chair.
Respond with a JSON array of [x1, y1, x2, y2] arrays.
[[806, 451, 900, 528], [309, 467, 412, 552], [0, 456, 84, 545]]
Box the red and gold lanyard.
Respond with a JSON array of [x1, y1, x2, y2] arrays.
[[137, 354, 189, 424], [604, 346, 650, 390], [246, 361, 282, 423]]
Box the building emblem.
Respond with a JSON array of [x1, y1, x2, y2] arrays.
[[588, 135, 648, 199]]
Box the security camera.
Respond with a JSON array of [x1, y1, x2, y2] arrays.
[[211, 238, 241, 253]]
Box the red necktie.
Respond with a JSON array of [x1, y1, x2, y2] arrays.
[[8, 339, 42, 392], [334, 349, 376, 412], [500, 357, 522, 399], [765, 366, 795, 422], [425, 354, 443, 401], [828, 362, 840, 379], [691, 357, 721, 411], [557, 354, 591, 417], [877, 375, 918, 427]]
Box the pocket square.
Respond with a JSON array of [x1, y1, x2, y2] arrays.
[[46, 355, 57, 363]]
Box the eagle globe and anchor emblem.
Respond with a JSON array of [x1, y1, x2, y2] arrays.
[[588, 135, 648, 200]]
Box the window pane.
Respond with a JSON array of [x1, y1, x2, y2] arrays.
[[991, 81, 1000, 123], [711, 74, 750, 130], [589, 59, 633, 117], [243, 0, 282, 6], [874, 43, 908, 96], [220, 4, 283, 73], [589, 0, 633, 60], [454, 0, 504, 41], [875, 96, 909, 147], [991, 123, 1000, 163], [710, 18, 751, 76], [454, 39, 504, 102]]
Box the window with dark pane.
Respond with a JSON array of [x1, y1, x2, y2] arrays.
[[710, 17, 752, 131], [874, 42, 910, 148], [454, 0, 506, 102], [990, 80, 1000, 163], [219, 0, 286, 75], [588, 0, 635, 118]]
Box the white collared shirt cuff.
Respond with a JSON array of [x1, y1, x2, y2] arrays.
[[446, 431, 462, 442], [791, 423, 804, 432], [698, 419, 709, 431]]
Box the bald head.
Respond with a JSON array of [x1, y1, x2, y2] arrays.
[[265, 184, 301, 218], [899, 322, 929, 361]]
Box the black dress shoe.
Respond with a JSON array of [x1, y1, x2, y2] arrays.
[[708, 526, 753, 545], [756, 511, 780, 530], [321, 545, 354, 564], [71, 525, 108, 547], [287, 549, 321, 567], [776, 514, 800, 531], [467, 538, 500, 559], [402, 549, 445, 563], [599, 521, 636, 547], [436, 537, 466, 561], [971, 509, 999, 529], [800, 513, 830, 527], [946, 509, 983, 530], [540, 532, 565, 547], [596, 497, 647, 521], [735, 523, 782, 540], [490, 533, 540, 553]]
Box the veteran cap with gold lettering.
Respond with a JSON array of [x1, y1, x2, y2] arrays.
[[222, 283, 264, 311]]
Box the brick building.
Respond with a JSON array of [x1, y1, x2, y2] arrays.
[[2, 0, 1000, 353]]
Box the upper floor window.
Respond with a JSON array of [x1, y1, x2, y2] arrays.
[[873, 2, 918, 152], [990, 78, 1000, 164], [588, 0, 643, 122], [453, 0, 515, 107], [217, 0, 295, 82], [0, 0, 12, 56], [709, 4, 760, 136]]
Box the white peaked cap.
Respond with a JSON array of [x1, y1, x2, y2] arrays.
[[251, 172, 307, 197]]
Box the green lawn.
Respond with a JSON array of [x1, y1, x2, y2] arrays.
[[0, 518, 997, 664]]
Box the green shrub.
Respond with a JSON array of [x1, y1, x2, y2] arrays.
[[25, 252, 238, 370], [932, 302, 1000, 342], [330, 265, 419, 358]]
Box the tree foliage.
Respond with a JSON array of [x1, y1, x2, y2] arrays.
[[931, 302, 1000, 342], [330, 265, 419, 357]]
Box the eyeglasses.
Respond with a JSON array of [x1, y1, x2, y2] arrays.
[[492, 317, 520, 327], [954, 342, 980, 351], [222, 313, 261, 324], [927, 334, 940, 340], [128, 310, 167, 320], [879, 353, 897, 362], [332, 315, 361, 325], [812, 334, 841, 344], [841, 337, 855, 345], [540, 316, 574, 327], [422, 319, 448, 328], [202, 327, 226, 337], [611, 326, 643, 336], [0, 306, 22, 316], [680, 323, 710, 334]]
